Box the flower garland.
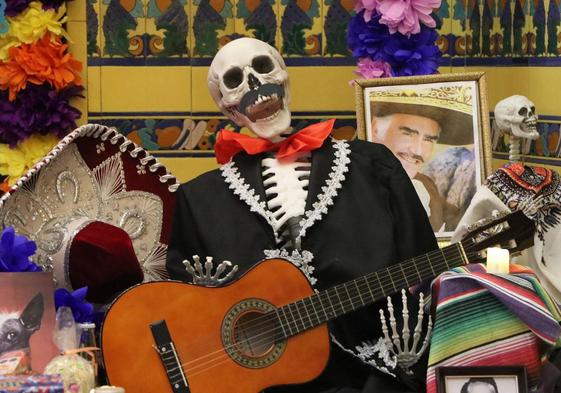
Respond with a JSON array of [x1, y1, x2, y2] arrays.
[[0, 0, 83, 193], [347, 0, 442, 79]]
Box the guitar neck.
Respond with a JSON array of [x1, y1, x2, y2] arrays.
[[274, 241, 474, 339]]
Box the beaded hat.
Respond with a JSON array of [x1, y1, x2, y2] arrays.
[[0, 124, 179, 303]]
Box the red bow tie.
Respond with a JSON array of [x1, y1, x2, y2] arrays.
[[214, 119, 336, 164]]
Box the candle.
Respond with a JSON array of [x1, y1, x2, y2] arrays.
[[486, 247, 510, 274]]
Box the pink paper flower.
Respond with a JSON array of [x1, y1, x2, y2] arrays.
[[354, 0, 378, 22], [376, 0, 441, 36], [354, 58, 393, 79]]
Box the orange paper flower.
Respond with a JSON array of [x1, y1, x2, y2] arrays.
[[0, 61, 28, 100], [0, 181, 11, 194], [0, 34, 82, 101]]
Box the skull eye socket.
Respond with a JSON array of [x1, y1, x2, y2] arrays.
[[223, 67, 243, 89], [518, 107, 528, 116], [530, 106, 535, 114], [252, 56, 274, 74]]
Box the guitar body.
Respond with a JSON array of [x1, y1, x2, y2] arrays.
[[101, 259, 330, 393]]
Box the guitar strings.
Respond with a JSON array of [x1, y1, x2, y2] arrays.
[[169, 244, 464, 371], [161, 243, 480, 381], [173, 248, 470, 377], [172, 245, 477, 381], [169, 244, 477, 380], [179, 247, 474, 380]]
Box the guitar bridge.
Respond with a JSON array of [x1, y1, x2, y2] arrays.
[[150, 320, 190, 393]]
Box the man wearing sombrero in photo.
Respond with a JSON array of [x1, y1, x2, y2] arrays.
[[369, 93, 474, 233], [0, 124, 179, 304]]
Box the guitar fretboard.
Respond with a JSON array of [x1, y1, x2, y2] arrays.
[[273, 242, 474, 339]]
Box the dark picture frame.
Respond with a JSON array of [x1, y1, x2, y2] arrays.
[[436, 366, 528, 393]]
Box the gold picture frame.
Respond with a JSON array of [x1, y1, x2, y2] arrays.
[[354, 72, 492, 241]]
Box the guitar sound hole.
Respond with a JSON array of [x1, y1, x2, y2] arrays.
[[233, 311, 276, 358]]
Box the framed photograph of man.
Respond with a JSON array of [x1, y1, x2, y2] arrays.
[[355, 73, 492, 240], [436, 366, 528, 393]]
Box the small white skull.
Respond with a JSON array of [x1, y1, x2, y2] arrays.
[[494, 95, 539, 140], [208, 38, 291, 142]]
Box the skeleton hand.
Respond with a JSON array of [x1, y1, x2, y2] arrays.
[[182, 255, 238, 287], [379, 290, 432, 374], [517, 195, 545, 217]]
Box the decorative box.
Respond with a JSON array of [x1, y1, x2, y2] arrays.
[[0, 374, 63, 393]]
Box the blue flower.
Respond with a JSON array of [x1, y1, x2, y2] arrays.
[[347, 11, 390, 60], [347, 10, 441, 77], [0, 226, 41, 272], [380, 27, 441, 76], [54, 287, 95, 323]]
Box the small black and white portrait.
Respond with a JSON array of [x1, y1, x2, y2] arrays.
[[460, 377, 498, 393], [437, 367, 527, 393]]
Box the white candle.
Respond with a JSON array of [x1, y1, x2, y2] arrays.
[[486, 247, 510, 274]]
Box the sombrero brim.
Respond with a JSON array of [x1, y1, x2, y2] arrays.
[[0, 124, 180, 301], [370, 101, 475, 145]]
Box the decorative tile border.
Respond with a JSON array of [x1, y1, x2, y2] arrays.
[[88, 111, 561, 169], [87, 1, 561, 63], [89, 112, 357, 152]]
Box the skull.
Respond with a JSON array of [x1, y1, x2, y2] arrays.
[[494, 95, 539, 140], [208, 38, 291, 142]]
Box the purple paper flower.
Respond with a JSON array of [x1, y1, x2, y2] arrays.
[[347, 11, 440, 77], [354, 57, 393, 79], [0, 83, 83, 147], [39, 0, 66, 10], [5, 0, 32, 17], [380, 26, 440, 76], [54, 287, 94, 323], [0, 226, 41, 272], [347, 11, 390, 60]]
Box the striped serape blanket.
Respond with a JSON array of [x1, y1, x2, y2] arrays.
[[426, 263, 561, 393]]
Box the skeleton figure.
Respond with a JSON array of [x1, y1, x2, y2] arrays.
[[454, 96, 561, 303], [167, 38, 438, 391], [494, 95, 539, 162], [208, 37, 310, 249]]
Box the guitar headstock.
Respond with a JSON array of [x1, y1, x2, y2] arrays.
[[461, 210, 536, 263]]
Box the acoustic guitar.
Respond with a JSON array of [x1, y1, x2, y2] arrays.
[[101, 210, 534, 393]]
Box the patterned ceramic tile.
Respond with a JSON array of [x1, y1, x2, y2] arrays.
[[322, 0, 352, 56], [191, 0, 235, 57], [87, 0, 102, 57], [92, 115, 356, 150], [98, 0, 146, 58], [437, 0, 561, 60], [279, 0, 322, 55], [146, 0, 190, 57], [235, 0, 278, 46]]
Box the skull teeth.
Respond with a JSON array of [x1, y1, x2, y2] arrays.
[[255, 95, 272, 105]]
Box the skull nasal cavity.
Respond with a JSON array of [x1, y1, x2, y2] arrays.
[[248, 74, 261, 90]]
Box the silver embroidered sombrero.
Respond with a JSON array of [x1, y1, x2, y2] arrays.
[[0, 124, 179, 303]]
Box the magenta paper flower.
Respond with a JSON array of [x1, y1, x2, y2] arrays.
[[377, 0, 441, 36], [354, 58, 393, 79]]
